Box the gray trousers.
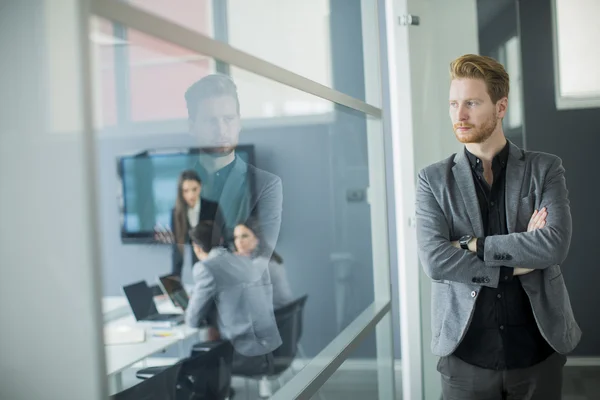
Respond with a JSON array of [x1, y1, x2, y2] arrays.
[[437, 352, 566, 400]]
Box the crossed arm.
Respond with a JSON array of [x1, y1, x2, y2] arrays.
[[416, 157, 572, 286], [450, 208, 547, 276]]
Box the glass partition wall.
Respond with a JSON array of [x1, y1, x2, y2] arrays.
[[91, 0, 398, 398]]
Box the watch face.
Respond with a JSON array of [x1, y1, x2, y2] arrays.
[[460, 235, 472, 246]]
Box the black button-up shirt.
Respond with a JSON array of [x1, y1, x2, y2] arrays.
[[453, 144, 554, 370]]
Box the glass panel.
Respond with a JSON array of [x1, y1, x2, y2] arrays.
[[117, 0, 382, 107], [90, 18, 118, 127], [125, 0, 214, 35], [504, 36, 523, 130], [228, 0, 382, 107], [91, 19, 392, 398], [309, 315, 397, 399], [127, 30, 215, 122], [477, 0, 525, 148], [1, 3, 105, 399]]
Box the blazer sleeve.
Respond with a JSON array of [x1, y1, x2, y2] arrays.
[[171, 208, 184, 277], [416, 169, 500, 288], [185, 261, 216, 327], [269, 261, 294, 309], [484, 156, 572, 269], [254, 174, 283, 257]]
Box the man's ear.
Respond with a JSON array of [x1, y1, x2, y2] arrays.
[[496, 97, 508, 119]]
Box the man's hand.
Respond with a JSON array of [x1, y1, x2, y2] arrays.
[[515, 208, 549, 276], [527, 207, 547, 231], [513, 267, 534, 276]]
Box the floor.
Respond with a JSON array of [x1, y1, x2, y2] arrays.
[[563, 366, 600, 400], [117, 364, 600, 399]]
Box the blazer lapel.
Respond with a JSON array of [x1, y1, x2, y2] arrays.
[[218, 156, 250, 229], [505, 141, 526, 233], [452, 150, 484, 238]]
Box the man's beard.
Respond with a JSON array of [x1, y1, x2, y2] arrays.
[[454, 112, 498, 144]]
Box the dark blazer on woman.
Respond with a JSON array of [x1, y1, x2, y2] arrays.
[[171, 198, 221, 277]]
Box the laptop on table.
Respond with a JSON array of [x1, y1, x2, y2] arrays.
[[122, 281, 184, 327], [157, 274, 190, 311]]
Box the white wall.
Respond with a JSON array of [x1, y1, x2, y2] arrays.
[[0, 1, 107, 399]]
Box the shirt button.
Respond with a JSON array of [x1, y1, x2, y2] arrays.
[[490, 201, 495, 206], [504, 275, 509, 280], [500, 325, 505, 330], [497, 293, 502, 299], [471, 291, 477, 298]]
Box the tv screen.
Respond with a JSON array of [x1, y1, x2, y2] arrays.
[[117, 145, 255, 243]]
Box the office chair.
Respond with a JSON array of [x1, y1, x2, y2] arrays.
[[136, 340, 234, 400], [232, 295, 309, 398], [112, 360, 182, 400]]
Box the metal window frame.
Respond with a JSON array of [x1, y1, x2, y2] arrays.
[[270, 301, 391, 400], [91, 0, 382, 118]]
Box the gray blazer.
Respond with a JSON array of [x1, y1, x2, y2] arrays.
[[416, 141, 581, 357], [268, 259, 294, 309], [185, 248, 283, 357], [205, 156, 283, 252]]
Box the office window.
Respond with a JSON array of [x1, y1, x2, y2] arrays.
[[494, 36, 523, 130], [553, 0, 600, 109], [90, 19, 118, 127], [128, 0, 213, 34], [126, 0, 214, 122], [92, 0, 345, 132], [491, 36, 522, 130], [128, 30, 214, 122], [228, 0, 334, 118]]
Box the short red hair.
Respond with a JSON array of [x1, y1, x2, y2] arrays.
[[450, 54, 509, 103]]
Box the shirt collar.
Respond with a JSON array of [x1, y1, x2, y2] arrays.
[[190, 200, 200, 214], [214, 156, 236, 179], [197, 154, 238, 179], [464, 142, 509, 173]]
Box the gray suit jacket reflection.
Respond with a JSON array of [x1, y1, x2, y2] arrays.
[[200, 155, 283, 253], [416, 141, 581, 357], [185, 248, 282, 357]]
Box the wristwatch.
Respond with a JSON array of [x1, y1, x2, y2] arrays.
[[459, 235, 473, 250]]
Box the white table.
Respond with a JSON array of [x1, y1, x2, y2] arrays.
[[102, 296, 130, 322], [103, 295, 205, 394]]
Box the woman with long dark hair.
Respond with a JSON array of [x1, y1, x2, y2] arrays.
[[156, 169, 221, 277], [233, 218, 293, 308]]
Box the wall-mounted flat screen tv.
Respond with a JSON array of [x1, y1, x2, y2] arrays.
[[117, 145, 255, 243]]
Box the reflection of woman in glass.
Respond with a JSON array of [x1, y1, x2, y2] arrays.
[[156, 169, 221, 278], [233, 219, 294, 308]]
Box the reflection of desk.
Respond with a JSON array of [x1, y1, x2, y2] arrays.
[[102, 296, 130, 322], [103, 296, 205, 394]]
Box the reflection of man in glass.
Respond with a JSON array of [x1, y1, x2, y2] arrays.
[[185, 75, 284, 369], [185, 74, 282, 255]]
